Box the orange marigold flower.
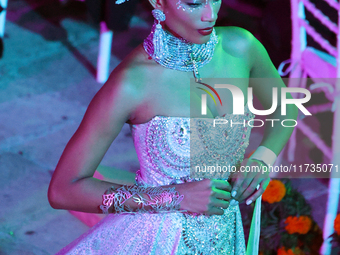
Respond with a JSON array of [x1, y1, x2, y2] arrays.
[[285, 216, 312, 234], [277, 247, 305, 255], [277, 247, 288, 255], [277, 247, 294, 255], [262, 180, 286, 203], [334, 214, 340, 235]]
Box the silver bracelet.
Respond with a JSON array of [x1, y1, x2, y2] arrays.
[[100, 185, 184, 214], [249, 146, 277, 167]]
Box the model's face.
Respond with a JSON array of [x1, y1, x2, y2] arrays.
[[161, 0, 221, 44]]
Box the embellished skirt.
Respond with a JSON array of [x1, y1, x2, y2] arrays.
[[57, 205, 246, 255]]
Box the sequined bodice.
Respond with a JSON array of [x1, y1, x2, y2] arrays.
[[59, 110, 254, 255], [131, 109, 254, 186]]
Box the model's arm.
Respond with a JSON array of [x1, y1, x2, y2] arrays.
[[48, 69, 140, 213], [230, 30, 298, 204], [248, 35, 298, 156], [96, 165, 136, 185], [48, 63, 232, 215]]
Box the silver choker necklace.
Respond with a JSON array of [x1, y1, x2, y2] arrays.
[[143, 24, 218, 81]]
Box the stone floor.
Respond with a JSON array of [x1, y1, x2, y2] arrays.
[[0, 0, 332, 254]]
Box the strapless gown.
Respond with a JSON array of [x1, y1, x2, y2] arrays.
[[57, 109, 255, 255]]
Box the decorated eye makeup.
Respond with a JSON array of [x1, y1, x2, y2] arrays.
[[176, 0, 201, 12], [176, 0, 221, 12]]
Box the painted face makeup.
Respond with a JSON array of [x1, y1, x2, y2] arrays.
[[176, 0, 221, 13], [161, 0, 221, 44]]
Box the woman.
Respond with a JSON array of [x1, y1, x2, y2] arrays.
[[48, 0, 297, 253]]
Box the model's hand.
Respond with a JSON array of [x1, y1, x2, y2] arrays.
[[229, 158, 270, 205], [175, 179, 231, 216]]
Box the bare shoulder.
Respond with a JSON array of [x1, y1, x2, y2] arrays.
[[215, 26, 256, 57], [106, 44, 150, 95], [215, 26, 276, 78], [99, 45, 152, 122]]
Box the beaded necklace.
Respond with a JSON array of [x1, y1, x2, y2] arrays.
[[143, 23, 218, 82]]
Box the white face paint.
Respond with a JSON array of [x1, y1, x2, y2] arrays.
[[161, 0, 221, 44], [176, 0, 221, 13]]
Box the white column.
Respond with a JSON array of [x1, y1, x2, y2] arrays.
[[96, 21, 113, 84], [0, 0, 8, 38]]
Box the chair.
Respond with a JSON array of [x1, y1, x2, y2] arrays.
[[281, 0, 340, 253]]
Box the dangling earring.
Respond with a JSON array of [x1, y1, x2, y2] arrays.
[[151, 9, 167, 60]]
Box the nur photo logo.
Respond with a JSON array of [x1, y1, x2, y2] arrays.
[[197, 83, 311, 128]]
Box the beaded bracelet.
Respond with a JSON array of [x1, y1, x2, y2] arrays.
[[100, 185, 184, 214]]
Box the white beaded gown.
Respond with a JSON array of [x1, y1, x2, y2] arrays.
[[57, 108, 254, 255]]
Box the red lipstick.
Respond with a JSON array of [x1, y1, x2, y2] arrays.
[[198, 27, 213, 36]]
